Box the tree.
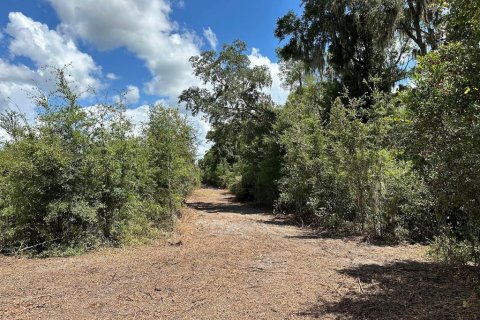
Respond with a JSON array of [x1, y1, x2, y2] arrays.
[[406, 31, 480, 265], [400, 0, 480, 266], [275, 0, 409, 98], [275, 0, 446, 100], [446, 0, 480, 45], [179, 40, 274, 127], [399, 0, 445, 55], [181, 41, 281, 204], [278, 58, 310, 91], [276, 82, 432, 240]]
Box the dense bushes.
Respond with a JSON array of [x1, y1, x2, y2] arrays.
[[406, 42, 480, 265], [0, 70, 198, 255], [275, 84, 434, 241]]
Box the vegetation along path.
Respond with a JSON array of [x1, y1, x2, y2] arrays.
[[1, 188, 478, 319]]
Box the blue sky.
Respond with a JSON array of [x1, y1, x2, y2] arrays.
[[0, 1, 299, 154]]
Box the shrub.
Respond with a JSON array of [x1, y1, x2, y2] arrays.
[[406, 42, 480, 264], [276, 83, 433, 241], [0, 69, 198, 255]]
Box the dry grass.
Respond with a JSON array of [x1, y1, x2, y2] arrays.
[[0, 188, 478, 319]]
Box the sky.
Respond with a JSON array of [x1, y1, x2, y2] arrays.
[[0, 0, 301, 155]]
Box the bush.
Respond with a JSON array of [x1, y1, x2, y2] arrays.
[[429, 235, 476, 267], [406, 42, 480, 265], [0, 69, 198, 255], [276, 83, 433, 241]]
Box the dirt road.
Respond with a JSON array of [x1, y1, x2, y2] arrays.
[[0, 188, 478, 319]]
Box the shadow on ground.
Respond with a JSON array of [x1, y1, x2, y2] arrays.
[[187, 201, 267, 215], [297, 261, 480, 320], [285, 231, 353, 240], [260, 218, 297, 227]]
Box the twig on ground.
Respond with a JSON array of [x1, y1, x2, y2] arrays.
[[16, 238, 59, 254], [357, 276, 365, 293]]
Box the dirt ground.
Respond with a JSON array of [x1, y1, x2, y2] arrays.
[[1, 188, 479, 319]]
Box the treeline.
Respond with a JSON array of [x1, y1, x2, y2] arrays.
[[0, 70, 198, 256], [187, 0, 480, 266]]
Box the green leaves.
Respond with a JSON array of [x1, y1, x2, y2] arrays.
[[179, 40, 274, 127], [406, 41, 480, 264], [275, 82, 432, 240], [275, 0, 415, 99], [184, 41, 280, 204], [0, 69, 198, 255]]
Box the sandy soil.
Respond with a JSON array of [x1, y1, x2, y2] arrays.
[[0, 188, 478, 319]]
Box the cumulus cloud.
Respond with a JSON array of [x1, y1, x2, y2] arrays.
[[0, 60, 39, 119], [6, 12, 101, 92], [123, 104, 150, 136], [194, 118, 212, 157], [48, 0, 202, 100], [114, 85, 140, 104], [125, 85, 140, 104], [46, 0, 227, 155], [203, 27, 218, 49], [0, 12, 102, 124], [0, 59, 38, 84], [248, 48, 289, 105]]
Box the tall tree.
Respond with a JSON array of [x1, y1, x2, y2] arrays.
[[179, 40, 274, 128], [180, 41, 281, 204], [399, 0, 445, 56], [446, 0, 480, 45], [275, 0, 407, 97], [275, 0, 446, 98]]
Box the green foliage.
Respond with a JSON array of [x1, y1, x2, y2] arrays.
[[447, 0, 480, 45], [198, 145, 236, 188], [429, 234, 477, 267], [406, 41, 480, 265], [192, 0, 480, 268], [275, 0, 411, 97], [179, 40, 274, 127], [399, 0, 445, 55], [182, 41, 281, 205], [0, 69, 198, 255], [276, 83, 433, 241], [231, 127, 283, 204], [275, 82, 350, 225]]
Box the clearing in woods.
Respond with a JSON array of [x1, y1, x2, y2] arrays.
[[0, 188, 478, 319]]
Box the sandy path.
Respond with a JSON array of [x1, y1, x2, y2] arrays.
[[0, 188, 478, 319]]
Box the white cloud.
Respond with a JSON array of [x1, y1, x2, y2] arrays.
[[203, 27, 218, 49], [0, 59, 39, 84], [0, 59, 39, 120], [0, 81, 37, 119], [0, 13, 102, 131], [48, 0, 201, 100], [124, 104, 150, 136], [248, 48, 289, 105], [121, 85, 140, 104], [6, 12, 101, 93], [194, 117, 212, 157], [47, 0, 227, 157], [113, 85, 140, 105], [106, 72, 118, 80]]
